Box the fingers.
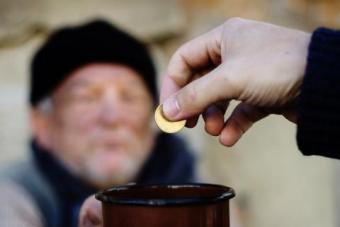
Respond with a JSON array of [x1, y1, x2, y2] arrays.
[[159, 76, 200, 128], [202, 101, 229, 136], [160, 25, 222, 103], [160, 76, 181, 103], [219, 103, 269, 147], [78, 195, 102, 227], [282, 109, 297, 123], [186, 115, 200, 128], [162, 65, 236, 121]]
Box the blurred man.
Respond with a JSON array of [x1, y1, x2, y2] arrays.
[[0, 20, 195, 227]]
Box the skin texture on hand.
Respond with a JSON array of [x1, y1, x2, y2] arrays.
[[160, 17, 311, 147], [78, 196, 102, 227]]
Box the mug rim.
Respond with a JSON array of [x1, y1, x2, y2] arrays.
[[95, 183, 235, 206]]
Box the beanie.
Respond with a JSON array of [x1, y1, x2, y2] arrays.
[[30, 19, 157, 106]]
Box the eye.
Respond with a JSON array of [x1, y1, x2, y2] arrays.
[[70, 87, 102, 103], [121, 91, 138, 102], [76, 93, 97, 102]]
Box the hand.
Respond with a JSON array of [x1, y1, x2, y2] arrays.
[[78, 196, 102, 227], [160, 17, 311, 146]]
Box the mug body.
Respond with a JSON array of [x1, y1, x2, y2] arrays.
[[96, 183, 235, 227]]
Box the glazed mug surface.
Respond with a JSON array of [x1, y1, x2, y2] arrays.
[[96, 183, 235, 227]]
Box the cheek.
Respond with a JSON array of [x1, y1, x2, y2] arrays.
[[59, 108, 98, 132], [123, 111, 152, 135], [50, 109, 99, 155]]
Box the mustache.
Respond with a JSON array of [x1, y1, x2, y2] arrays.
[[91, 128, 136, 144]]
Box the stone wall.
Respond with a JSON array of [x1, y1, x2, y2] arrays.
[[0, 0, 339, 227]]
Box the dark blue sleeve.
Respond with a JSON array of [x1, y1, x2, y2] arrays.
[[297, 28, 340, 159]]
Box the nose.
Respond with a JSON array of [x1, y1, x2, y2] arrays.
[[97, 89, 122, 127]]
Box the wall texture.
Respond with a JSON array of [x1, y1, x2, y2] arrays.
[[0, 0, 339, 227]]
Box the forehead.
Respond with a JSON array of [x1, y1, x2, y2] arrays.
[[59, 63, 147, 91]]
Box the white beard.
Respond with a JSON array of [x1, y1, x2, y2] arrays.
[[80, 151, 147, 188]]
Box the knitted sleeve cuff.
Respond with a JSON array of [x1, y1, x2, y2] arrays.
[[297, 28, 340, 159]]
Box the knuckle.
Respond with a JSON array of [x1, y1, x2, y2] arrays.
[[224, 17, 245, 28], [215, 67, 242, 100], [168, 48, 191, 85], [222, 17, 249, 40]]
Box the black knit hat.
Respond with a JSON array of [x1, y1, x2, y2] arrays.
[[30, 19, 157, 106]]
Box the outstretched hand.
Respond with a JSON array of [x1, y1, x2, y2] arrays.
[[78, 196, 102, 227], [160, 18, 310, 146]]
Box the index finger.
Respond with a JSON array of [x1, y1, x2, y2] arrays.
[[160, 76, 180, 103], [160, 25, 223, 102]]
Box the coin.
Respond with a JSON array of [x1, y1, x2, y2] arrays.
[[154, 104, 186, 133]]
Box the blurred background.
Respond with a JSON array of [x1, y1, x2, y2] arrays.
[[0, 0, 339, 227]]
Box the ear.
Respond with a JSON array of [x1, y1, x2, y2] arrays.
[[30, 108, 53, 150]]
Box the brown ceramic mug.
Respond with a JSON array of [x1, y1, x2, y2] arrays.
[[96, 183, 235, 227]]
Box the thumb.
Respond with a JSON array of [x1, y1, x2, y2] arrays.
[[162, 66, 237, 121], [78, 195, 102, 227]]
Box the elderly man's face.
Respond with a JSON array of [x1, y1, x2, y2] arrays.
[[33, 63, 155, 188]]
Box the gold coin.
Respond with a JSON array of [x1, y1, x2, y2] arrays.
[[154, 104, 186, 133]]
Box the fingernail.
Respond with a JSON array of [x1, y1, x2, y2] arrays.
[[163, 97, 180, 119], [220, 129, 233, 147]]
